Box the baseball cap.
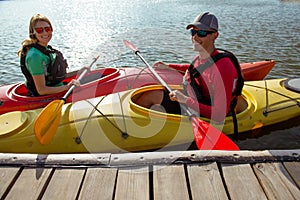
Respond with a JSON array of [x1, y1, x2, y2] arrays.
[[186, 12, 218, 31]]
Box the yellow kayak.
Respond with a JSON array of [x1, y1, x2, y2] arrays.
[[0, 78, 299, 153]]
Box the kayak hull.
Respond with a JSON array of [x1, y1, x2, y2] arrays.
[[0, 60, 275, 114], [0, 78, 299, 154]]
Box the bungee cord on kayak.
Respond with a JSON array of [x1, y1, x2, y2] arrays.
[[244, 81, 300, 116], [75, 96, 128, 144], [75, 96, 106, 144]]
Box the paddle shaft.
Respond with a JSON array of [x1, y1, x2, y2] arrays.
[[62, 55, 100, 101]]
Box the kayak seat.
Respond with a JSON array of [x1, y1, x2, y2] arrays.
[[14, 83, 30, 97], [80, 73, 103, 84], [235, 96, 248, 114]]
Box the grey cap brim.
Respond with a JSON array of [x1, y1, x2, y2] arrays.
[[186, 23, 212, 31]]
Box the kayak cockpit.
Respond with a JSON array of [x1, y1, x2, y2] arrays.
[[129, 85, 250, 119], [9, 67, 120, 101], [9, 83, 64, 102]]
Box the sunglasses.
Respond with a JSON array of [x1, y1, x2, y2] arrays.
[[34, 27, 52, 34], [190, 29, 215, 37]]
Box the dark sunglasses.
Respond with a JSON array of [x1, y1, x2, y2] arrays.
[[190, 29, 215, 37], [34, 27, 52, 34]]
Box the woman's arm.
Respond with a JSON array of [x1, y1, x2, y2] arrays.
[[32, 75, 77, 95]]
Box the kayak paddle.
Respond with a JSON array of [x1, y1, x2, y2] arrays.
[[123, 40, 239, 150], [34, 56, 100, 145]]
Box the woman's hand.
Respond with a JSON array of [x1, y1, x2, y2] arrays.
[[66, 79, 80, 89]]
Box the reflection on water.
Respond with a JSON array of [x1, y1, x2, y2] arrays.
[[235, 116, 300, 150], [0, 0, 299, 150]]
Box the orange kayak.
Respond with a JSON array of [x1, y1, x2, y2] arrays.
[[0, 60, 275, 114], [167, 60, 275, 81]]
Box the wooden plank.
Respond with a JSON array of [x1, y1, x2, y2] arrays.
[[4, 167, 52, 200], [109, 150, 300, 166], [115, 166, 149, 200], [284, 162, 300, 188], [0, 150, 299, 166], [41, 168, 85, 200], [187, 162, 228, 200], [0, 153, 111, 166], [253, 162, 300, 200], [222, 163, 267, 200], [78, 168, 117, 200], [0, 167, 20, 198], [153, 165, 189, 200]]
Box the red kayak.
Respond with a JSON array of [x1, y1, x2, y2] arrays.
[[0, 60, 275, 114]]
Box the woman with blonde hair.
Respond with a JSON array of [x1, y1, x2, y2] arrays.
[[18, 14, 78, 96]]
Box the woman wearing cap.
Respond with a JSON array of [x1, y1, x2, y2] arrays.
[[17, 14, 79, 96], [136, 12, 242, 122]]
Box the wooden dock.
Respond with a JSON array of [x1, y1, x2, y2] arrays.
[[0, 150, 299, 200]]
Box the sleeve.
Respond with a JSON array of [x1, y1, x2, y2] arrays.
[[168, 63, 190, 72], [25, 51, 46, 76]]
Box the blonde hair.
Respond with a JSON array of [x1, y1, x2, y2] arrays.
[[17, 14, 53, 57]]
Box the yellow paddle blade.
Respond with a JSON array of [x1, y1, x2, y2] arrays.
[[34, 100, 64, 145]]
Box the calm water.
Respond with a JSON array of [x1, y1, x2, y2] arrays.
[[0, 0, 299, 150]]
